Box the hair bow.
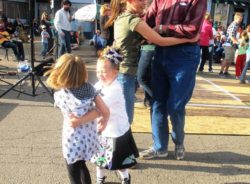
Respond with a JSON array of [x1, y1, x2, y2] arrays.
[[104, 48, 123, 65]]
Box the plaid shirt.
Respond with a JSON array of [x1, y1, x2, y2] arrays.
[[226, 21, 239, 43], [145, 0, 207, 38]]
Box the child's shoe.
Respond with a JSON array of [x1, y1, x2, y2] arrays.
[[121, 174, 131, 184]]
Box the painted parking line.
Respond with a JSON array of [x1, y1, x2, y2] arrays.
[[187, 103, 250, 109], [198, 76, 242, 102]]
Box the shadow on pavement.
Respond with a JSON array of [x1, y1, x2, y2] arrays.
[[0, 102, 18, 121]]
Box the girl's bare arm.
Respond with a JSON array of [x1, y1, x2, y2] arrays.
[[135, 21, 199, 46]]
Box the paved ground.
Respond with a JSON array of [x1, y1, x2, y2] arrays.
[[0, 40, 250, 184]]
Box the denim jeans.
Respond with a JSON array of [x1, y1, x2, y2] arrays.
[[118, 73, 136, 124], [240, 58, 250, 81], [137, 49, 154, 102], [59, 29, 71, 56], [151, 44, 200, 151], [41, 42, 48, 56]]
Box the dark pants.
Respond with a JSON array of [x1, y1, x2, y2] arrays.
[[137, 48, 154, 105], [59, 29, 71, 56], [12, 40, 25, 61], [199, 46, 212, 71], [2, 41, 21, 60], [66, 160, 92, 184]]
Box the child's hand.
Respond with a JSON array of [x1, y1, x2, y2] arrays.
[[97, 117, 108, 132], [68, 114, 81, 128]]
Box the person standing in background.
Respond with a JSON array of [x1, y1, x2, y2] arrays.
[[41, 12, 54, 55], [198, 12, 213, 73], [219, 12, 243, 77], [54, 0, 72, 56], [40, 25, 50, 59]]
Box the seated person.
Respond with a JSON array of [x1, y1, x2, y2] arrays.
[[0, 23, 25, 61], [214, 35, 226, 63], [70, 31, 79, 50], [89, 29, 103, 51]]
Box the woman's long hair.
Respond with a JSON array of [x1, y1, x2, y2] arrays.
[[104, 0, 126, 29]]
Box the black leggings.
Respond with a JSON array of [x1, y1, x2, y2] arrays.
[[66, 160, 92, 184]]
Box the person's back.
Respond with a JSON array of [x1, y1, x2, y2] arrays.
[[200, 19, 213, 47]]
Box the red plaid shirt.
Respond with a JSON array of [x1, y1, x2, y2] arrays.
[[145, 0, 207, 38]]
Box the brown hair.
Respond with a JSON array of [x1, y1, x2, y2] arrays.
[[100, 4, 110, 16], [104, 0, 126, 29], [45, 54, 87, 90], [234, 12, 243, 20], [205, 12, 211, 21], [41, 12, 48, 21]]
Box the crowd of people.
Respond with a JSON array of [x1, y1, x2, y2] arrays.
[[199, 12, 250, 84]]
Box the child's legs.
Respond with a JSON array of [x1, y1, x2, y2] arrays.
[[240, 59, 250, 81], [44, 42, 48, 53], [235, 56, 241, 77], [41, 42, 48, 56], [240, 55, 246, 75], [236, 54, 246, 77], [96, 167, 105, 179], [66, 160, 92, 184], [117, 169, 129, 180], [222, 46, 235, 72]]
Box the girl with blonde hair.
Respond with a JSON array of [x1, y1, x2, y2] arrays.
[[46, 54, 110, 184]]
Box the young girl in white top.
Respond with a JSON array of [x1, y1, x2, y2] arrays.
[[45, 54, 109, 184], [70, 47, 138, 184]]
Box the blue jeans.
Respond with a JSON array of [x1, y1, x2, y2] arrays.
[[118, 73, 136, 124], [151, 44, 200, 151], [240, 58, 250, 81], [137, 49, 154, 102], [59, 29, 71, 56], [41, 42, 48, 56]]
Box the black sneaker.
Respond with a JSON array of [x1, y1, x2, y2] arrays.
[[122, 174, 131, 184], [175, 145, 185, 160], [219, 71, 223, 76], [96, 176, 106, 184]]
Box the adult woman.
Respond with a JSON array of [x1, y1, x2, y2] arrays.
[[198, 12, 213, 72], [105, 0, 199, 124], [40, 12, 54, 55]]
